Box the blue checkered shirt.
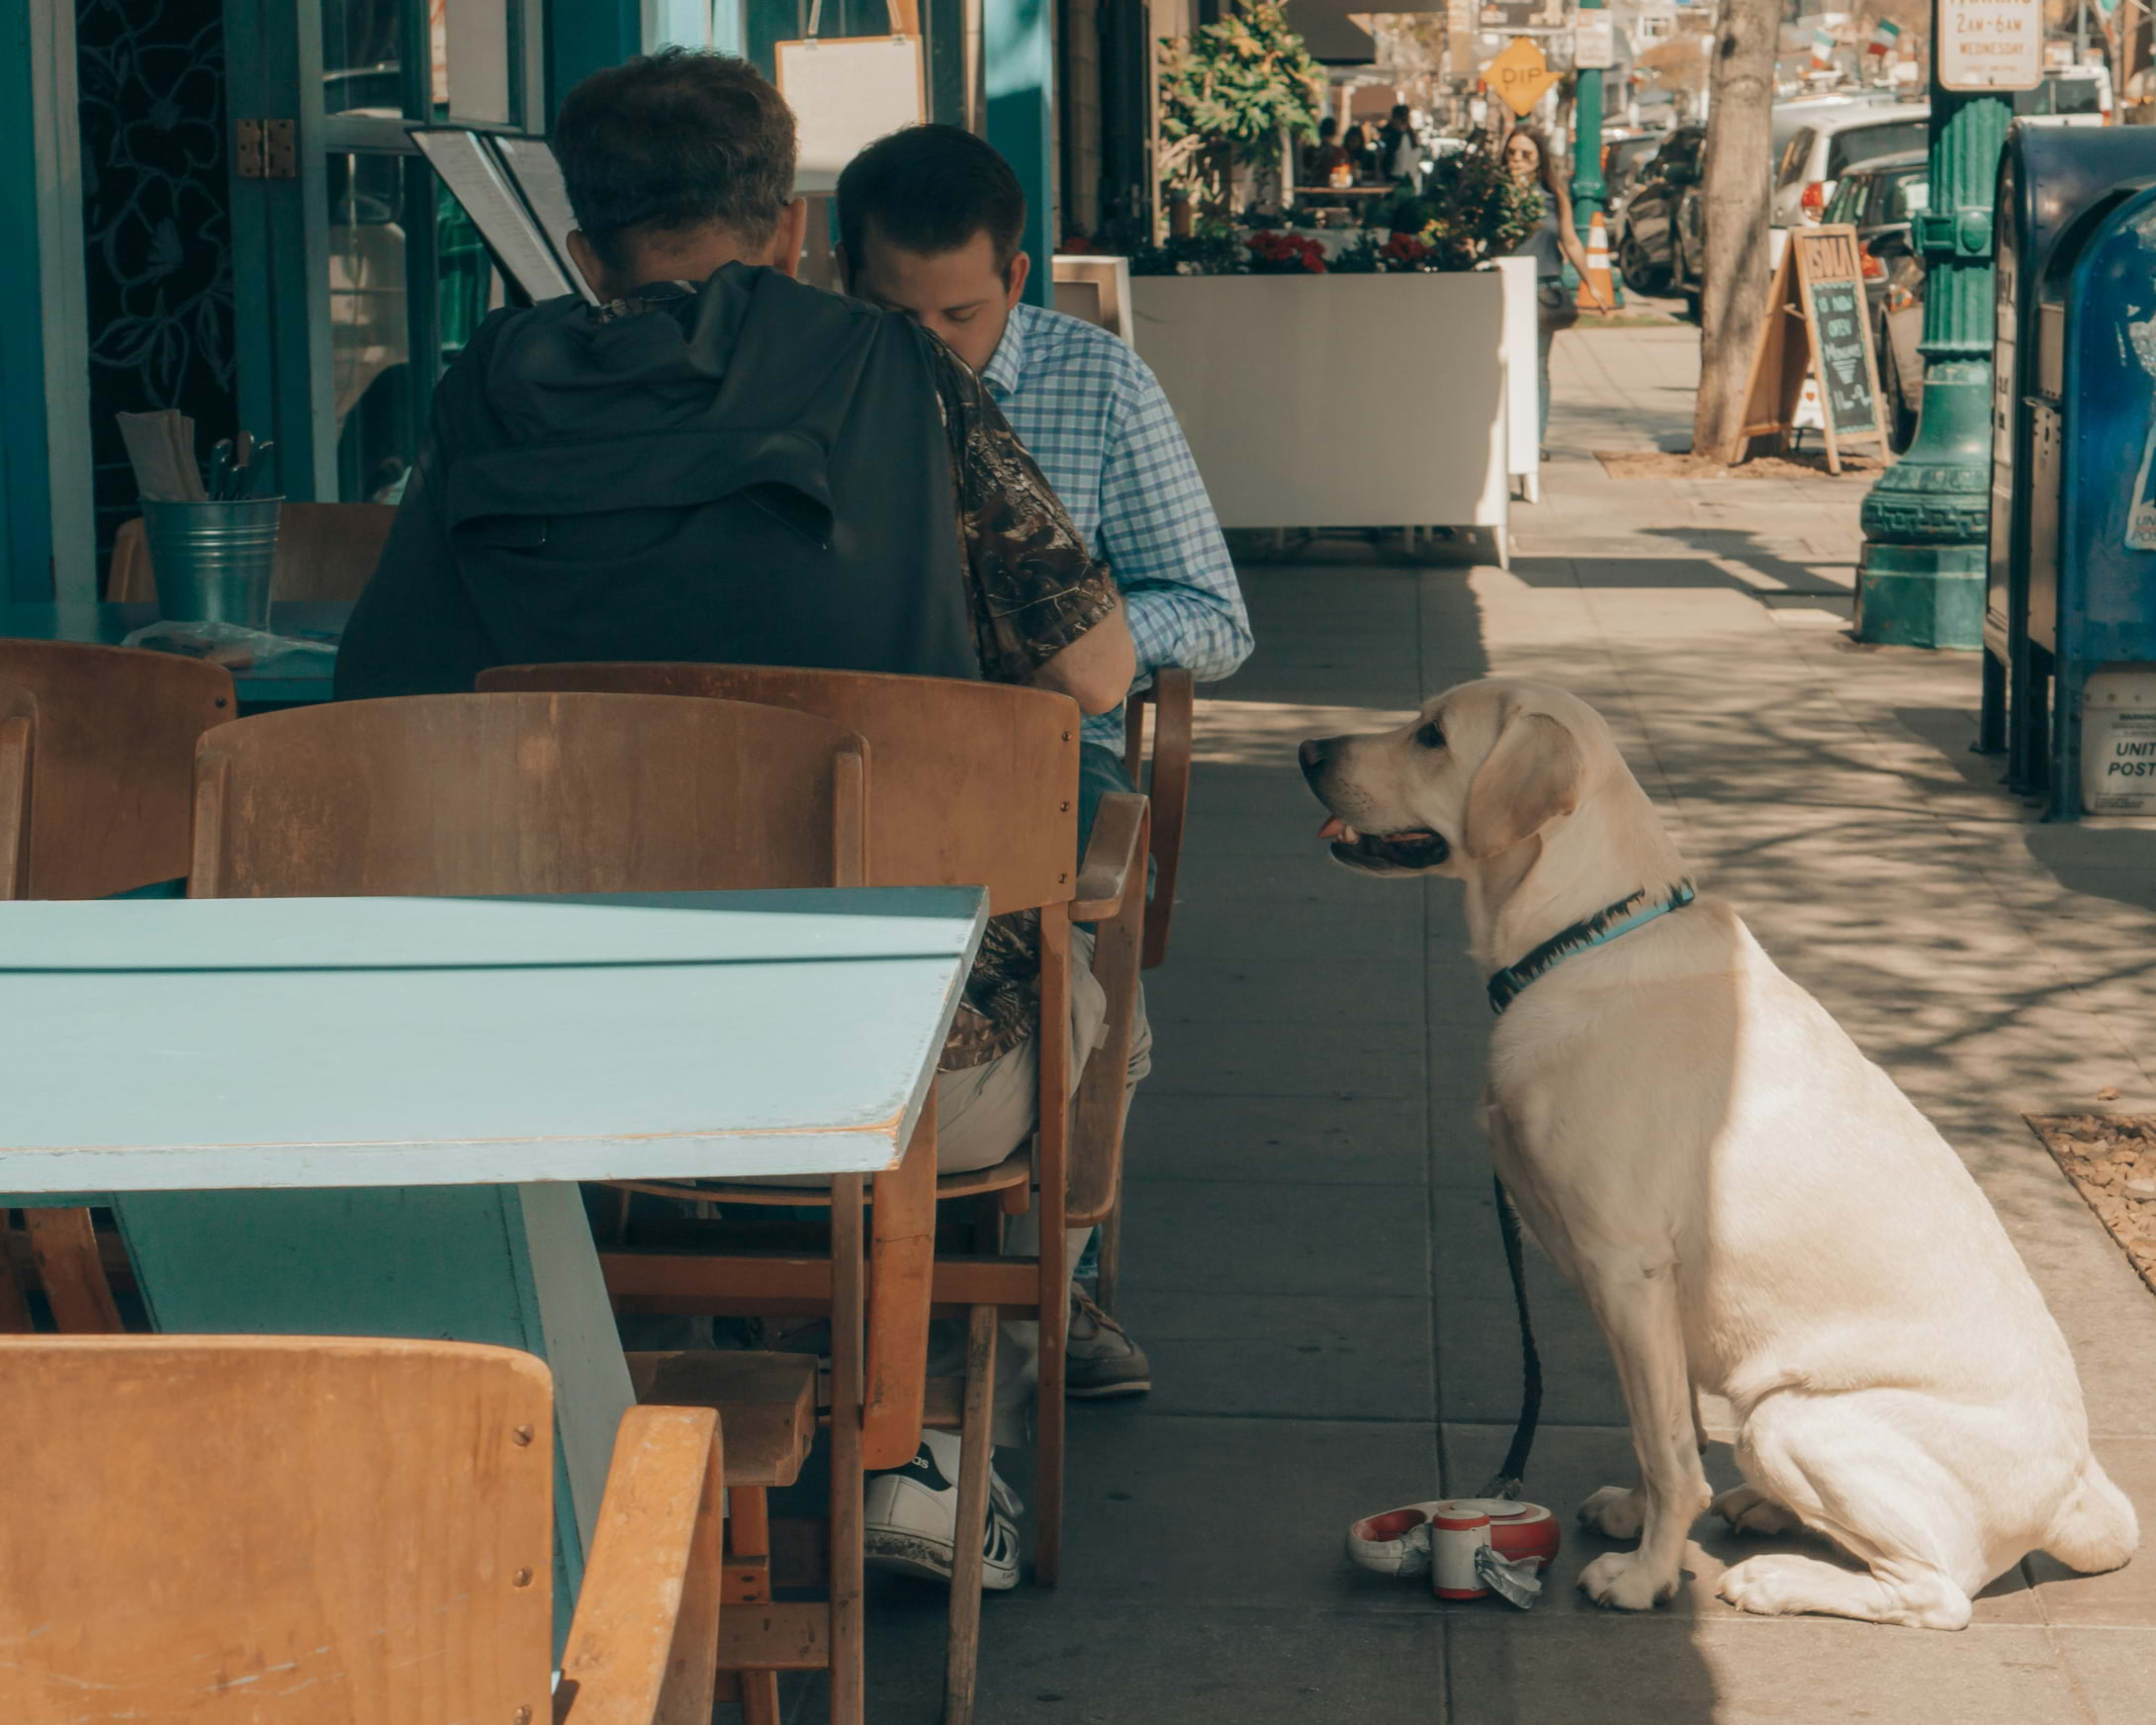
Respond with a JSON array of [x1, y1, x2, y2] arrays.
[[983, 302, 1252, 748]]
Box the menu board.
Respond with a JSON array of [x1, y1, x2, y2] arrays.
[[1808, 278, 1878, 438], [1736, 225, 1887, 473]]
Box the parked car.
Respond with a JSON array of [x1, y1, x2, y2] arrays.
[[1772, 102, 1931, 227], [1615, 124, 1705, 298], [2014, 65, 2112, 127], [1820, 150, 1930, 450], [1601, 130, 1662, 207]]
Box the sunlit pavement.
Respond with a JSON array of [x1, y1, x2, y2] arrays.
[[823, 321, 2156, 1724]]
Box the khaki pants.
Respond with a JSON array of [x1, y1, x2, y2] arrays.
[[928, 928, 1153, 1442]]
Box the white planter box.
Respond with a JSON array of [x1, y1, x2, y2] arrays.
[[1128, 271, 1510, 556]]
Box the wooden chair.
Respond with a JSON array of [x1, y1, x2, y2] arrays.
[[0, 1334, 724, 1724], [0, 640, 234, 898], [185, 689, 920, 1725], [1123, 667, 1195, 971], [1093, 670, 1193, 1318], [108, 500, 398, 601], [477, 663, 1149, 1725], [0, 1209, 127, 1335]]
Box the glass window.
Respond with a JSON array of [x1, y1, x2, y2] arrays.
[[1778, 131, 1815, 189], [326, 152, 415, 502], [1829, 122, 1927, 179], [1887, 173, 1929, 223], [2052, 76, 2102, 116], [1824, 175, 1863, 225], [322, 0, 405, 117], [435, 0, 513, 126]]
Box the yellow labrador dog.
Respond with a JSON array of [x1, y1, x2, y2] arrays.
[[1300, 677, 2135, 1628]]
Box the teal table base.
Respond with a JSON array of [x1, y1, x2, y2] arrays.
[[111, 1181, 633, 1649]]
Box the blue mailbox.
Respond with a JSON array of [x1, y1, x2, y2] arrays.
[[1984, 125, 2156, 791], [2021, 180, 2156, 820]]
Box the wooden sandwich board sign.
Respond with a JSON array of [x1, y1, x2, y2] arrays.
[[1736, 224, 1888, 474]]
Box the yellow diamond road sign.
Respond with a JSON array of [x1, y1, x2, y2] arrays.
[[1487, 37, 1557, 119]]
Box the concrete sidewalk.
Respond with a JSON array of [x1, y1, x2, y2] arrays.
[[843, 323, 2156, 1723]]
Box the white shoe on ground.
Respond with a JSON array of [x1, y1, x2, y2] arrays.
[[863, 1426, 1023, 1589]]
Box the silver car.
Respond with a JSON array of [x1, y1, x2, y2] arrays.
[[1772, 102, 1931, 227]]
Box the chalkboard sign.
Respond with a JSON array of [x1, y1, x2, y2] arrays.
[[1737, 225, 1888, 472], [1809, 278, 1878, 436]]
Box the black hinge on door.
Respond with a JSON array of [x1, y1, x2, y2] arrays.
[[234, 119, 298, 181]]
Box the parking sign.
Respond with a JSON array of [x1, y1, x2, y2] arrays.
[[1938, 0, 2042, 91]]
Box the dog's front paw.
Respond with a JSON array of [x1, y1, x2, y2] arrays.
[[1578, 1550, 1680, 1611], [1712, 1486, 1797, 1537], [1577, 1485, 1645, 1539]]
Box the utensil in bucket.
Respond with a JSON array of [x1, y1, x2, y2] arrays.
[[140, 498, 283, 630]]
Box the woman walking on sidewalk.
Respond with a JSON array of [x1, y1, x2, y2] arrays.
[[1503, 126, 1610, 455]]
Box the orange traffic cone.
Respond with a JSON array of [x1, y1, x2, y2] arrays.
[[1576, 210, 1615, 314]]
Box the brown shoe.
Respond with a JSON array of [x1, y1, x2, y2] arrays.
[[1066, 1290, 1151, 1399]]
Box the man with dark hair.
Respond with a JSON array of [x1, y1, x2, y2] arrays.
[[336, 51, 1140, 1591], [837, 124, 1251, 860], [836, 122, 1244, 1447]]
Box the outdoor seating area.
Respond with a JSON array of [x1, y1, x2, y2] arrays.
[[0, 617, 1196, 1723], [19, 0, 2156, 1715]]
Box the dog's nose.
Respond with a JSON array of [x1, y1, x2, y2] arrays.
[[1299, 738, 1329, 770]]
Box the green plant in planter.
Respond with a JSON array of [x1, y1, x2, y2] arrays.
[[1157, 0, 1326, 220], [1409, 148, 1542, 272], [1329, 231, 1386, 273], [1126, 229, 1249, 277]]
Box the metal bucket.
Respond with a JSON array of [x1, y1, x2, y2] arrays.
[[140, 498, 283, 630]]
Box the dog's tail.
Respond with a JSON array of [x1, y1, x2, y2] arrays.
[[2043, 1458, 2139, 1575]]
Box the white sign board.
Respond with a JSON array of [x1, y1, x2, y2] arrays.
[[1937, 0, 2042, 91], [1574, 13, 1615, 68], [775, 37, 926, 193]]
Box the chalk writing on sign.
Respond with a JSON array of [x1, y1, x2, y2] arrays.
[[1808, 279, 1879, 438], [1937, 0, 2041, 91]]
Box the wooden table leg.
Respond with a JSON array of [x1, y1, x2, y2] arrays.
[[829, 1173, 865, 1725]]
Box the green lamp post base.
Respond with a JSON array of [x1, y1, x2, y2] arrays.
[[1854, 356, 1991, 650], [1852, 543, 1986, 649]]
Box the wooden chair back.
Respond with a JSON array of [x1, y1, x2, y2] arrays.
[[0, 1334, 558, 1724], [476, 665, 1079, 916], [0, 640, 235, 898], [190, 690, 864, 898], [109, 501, 399, 602]]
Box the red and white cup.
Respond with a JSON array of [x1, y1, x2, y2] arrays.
[[1430, 1498, 1562, 1599]]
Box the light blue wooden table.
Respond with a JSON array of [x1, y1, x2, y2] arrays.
[[0, 887, 985, 1628]]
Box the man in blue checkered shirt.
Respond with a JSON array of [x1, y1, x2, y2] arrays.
[[837, 127, 1254, 768], [838, 126, 1251, 1576]]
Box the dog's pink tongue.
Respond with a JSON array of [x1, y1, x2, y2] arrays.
[[1317, 817, 1346, 840]]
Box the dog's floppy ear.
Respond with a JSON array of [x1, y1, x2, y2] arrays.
[[1461, 710, 1584, 860]]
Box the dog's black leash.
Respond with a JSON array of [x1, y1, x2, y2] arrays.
[[1474, 880, 1695, 1499], [1480, 1174, 1543, 1500]]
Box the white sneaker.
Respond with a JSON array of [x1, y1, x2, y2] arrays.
[[863, 1426, 1023, 1589]]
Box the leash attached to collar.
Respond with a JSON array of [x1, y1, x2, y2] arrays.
[[1485, 880, 1697, 1017], [1477, 879, 1696, 1499]]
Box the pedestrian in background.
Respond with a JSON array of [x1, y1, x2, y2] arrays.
[[1501, 125, 1610, 454]]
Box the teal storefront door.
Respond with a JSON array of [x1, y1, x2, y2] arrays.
[[224, 0, 553, 506]]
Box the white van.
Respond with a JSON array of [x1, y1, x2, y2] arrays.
[[1772, 102, 1931, 227], [2016, 66, 2111, 128]]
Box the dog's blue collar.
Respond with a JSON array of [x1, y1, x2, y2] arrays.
[[1486, 881, 1697, 1016]]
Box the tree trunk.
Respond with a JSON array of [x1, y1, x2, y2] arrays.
[[1691, 0, 1780, 463]]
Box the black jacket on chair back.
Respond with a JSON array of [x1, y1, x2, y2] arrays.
[[333, 263, 978, 698]]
